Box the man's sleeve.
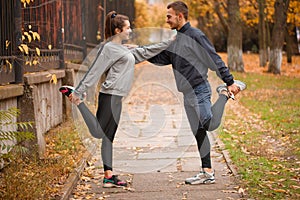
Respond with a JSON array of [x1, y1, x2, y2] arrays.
[[131, 40, 172, 64], [196, 35, 234, 86], [147, 50, 171, 66]]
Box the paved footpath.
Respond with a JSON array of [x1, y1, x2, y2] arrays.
[[69, 63, 242, 200]]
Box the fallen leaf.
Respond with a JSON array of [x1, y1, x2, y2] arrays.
[[238, 187, 245, 197], [81, 176, 91, 182], [290, 185, 300, 190], [273, 188, 286, 193]]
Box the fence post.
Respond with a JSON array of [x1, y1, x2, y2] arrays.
[[14, 0, 24, 83], [58, 0, 64, 69], [81, 0, 87, 58]]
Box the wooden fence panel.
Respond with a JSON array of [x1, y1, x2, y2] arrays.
[[62, 0, 83, 46]]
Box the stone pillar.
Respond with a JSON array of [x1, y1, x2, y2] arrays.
[[18, 69, 65, 158]]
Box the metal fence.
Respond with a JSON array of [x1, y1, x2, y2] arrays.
[[0, 0, 17, 85], [0, 0, 135, 86]]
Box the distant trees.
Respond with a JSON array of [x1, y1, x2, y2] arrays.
[[134, 0, 151, 28], [186, 0, 246, 72], [135, 0, 299, 74]]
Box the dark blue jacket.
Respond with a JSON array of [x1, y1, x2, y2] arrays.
[[148, 22, 234, 93]]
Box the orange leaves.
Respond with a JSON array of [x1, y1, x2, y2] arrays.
[[19, 44, 29, 54], [21, 0, 33, 7], [186, 0, 298, 28], [17, 24, 42, 67], [46, 73, 57, 84], [5, 40, 10, 49], [5, 60, 13, 72]]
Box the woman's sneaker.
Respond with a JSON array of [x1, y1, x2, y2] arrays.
[[59, 85, 75, 97], [103, 175, 127, 188], [185, 170, 215, 185]]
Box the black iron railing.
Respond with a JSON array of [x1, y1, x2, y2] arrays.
[[0, 0, 135, 86]]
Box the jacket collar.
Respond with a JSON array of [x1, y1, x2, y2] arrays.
[[178, 22, 191, 33]]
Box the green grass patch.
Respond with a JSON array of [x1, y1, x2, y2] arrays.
[[219, 72, 300, 199]]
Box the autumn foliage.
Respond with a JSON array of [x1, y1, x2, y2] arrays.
[[135, 0, 300, 73]]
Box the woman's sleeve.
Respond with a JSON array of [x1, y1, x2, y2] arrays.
[[131, 40, 173, 64], [74, 52, 112, 97]]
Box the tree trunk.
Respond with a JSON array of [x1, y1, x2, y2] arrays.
[[266, 20, 271, 61], [285, 24, 294, 63], [268, 0, 290, 74], [258, 0, 268, 67], [227, 0, 244, 72]]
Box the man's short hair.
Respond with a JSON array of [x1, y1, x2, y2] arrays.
[[167, 1, 188, 20]]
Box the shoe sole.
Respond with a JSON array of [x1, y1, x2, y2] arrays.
[[185, 179, 215, 185], [216, 85, 234, 100], [216, 85, 228, 94], [203, 179, 215, 184], [217, 80, 246, 100], [103, 183, 126, 188]]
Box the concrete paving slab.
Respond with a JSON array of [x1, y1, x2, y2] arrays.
[[67, 64, 241, 200]]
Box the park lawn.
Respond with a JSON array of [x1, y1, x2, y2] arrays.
[[219, 71, 300, 199]]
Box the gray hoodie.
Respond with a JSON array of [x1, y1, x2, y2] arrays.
[[75, 40, 171, 97]]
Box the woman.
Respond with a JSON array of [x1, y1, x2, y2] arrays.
[[60, 11, 172, 188]]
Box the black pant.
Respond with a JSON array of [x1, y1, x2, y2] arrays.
[[184, 84, 228, 169], [97, 93, 122, 171], [77, 92, 122, 171]]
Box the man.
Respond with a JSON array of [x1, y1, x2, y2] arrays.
[[148, 1, 246, 184]]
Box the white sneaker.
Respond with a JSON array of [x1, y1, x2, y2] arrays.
[[185, 170, 215, 184], [234, 80, 247, 91], [216, 80, 246, 100]]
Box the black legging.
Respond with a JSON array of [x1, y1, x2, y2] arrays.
[[77, 92, 122, 171]]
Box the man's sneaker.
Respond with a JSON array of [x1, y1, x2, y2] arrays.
[[234, 80, 247, 91], [216, 80, 246, 100], [185, 170, 215, 185], [103, 175, 127, 188], [59, 85, 75, 97]]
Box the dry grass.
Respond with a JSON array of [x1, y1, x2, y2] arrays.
[[0, 120, 86, 199]]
